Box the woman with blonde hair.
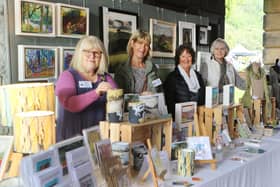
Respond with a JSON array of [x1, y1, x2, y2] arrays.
[[114, 30, 162, 94], [56, 36, 117, 140]]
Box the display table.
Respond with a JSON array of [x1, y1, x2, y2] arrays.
[[135, 131, 280, 187]]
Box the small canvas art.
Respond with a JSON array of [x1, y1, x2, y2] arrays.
[[82, 126, 101, 168], [106, 89, 123, 122], [124, 93, 139, 112], [205, 86, 219, 108], [57, 3, 89, 38], [150, 19, 176, 58], [175, 102, 197, 129], [187, 136, 213, 160], [128, 102, 145, 124], [139, 94, 160, 120], [15, 0, 55, 37], [0, 136, 13, 180], [51, 136, 84, 176], [198, 26, 208, 45], [59, 47, 75, 73], [18, 45, 58, 81], [223, 84, 235, 106]]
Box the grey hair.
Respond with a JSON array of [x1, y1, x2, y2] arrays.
[[210, 38, 230, 57]]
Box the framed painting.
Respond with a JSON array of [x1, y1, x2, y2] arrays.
[[51, 136, 84, 176], [82, 126, 101, 168], [56, 3, 89, 38], [101, 7, 138, 73], [205, 86, 219, 108], [198, 26, 209, 45], [178, 21, 196, 51], [0, 136, 13, 180], [14, 0, 55, 37], [59, 47, 75, 73], [187, 136, 213, 160], [18, 45, 58, 81], [175, 102, 197, 129], [196, 51, 211, 71], [150, 19, 176, 58]]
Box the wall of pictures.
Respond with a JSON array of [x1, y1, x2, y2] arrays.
[[4, 0, 221, 83]]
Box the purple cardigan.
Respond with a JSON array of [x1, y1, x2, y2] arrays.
[[55, 69, 117, 140]]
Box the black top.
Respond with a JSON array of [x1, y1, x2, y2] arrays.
[[163, 67, 205, 120]]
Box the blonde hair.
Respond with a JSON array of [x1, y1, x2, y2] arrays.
[[70, 36, 108, 74], [210, 38, 230, 57], [127, 30, 151, 60]]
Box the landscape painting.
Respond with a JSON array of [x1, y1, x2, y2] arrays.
[[18, 45, 58, 81], [15, 0, 55, 36], [150, 19, 176, 58], [101, 7, 138, 72], [57, 3, 89, 38]]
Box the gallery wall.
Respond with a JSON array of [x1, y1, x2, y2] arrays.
[[4, 0, 223, 83]]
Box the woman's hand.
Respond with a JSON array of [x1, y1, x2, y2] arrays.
[[96, 82, 113, 95]]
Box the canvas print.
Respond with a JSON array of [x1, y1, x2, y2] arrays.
[[59, 47, 75, 73], [223, 84, 235, 106], [15, 0, 55, 37], [198, 26, 208, 45], [175, 102, 197, 129], [51, 136, 84, 176], [205, 86, 219, 108], [0, 136, 13, 180], [187, 136, 212, 160], [196, 51, 211, 72], [124, 93, 139, 112], [178, 21, 196, 51], [101, 7, 138, 73], [150, 19, 176, 58], [18, 45, 58, 81], [82, 126, 101, 167], [139, 94, 161, 120], [57, 3, 89, 38]]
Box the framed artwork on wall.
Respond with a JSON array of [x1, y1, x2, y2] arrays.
[[18, 45, 58, 81], [150, 19, 176, 58], [198, 26, 209, 45], [0, 136, 13, 180], [14, 0, 55, 37], [101, 7, 138, 73], [59, 47, 75, 73], [178, 21, 196, 51], [196, 51, 211, 72], [56, 3, 89, 38]]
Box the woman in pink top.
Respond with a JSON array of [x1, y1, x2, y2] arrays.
[[55, 36, 117, 140]]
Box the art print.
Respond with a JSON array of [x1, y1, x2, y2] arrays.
[[187, 136, 212, 160], [101, 7, 138, 72], [59, 47, 75, 73], [18, 45, 58, 81], [15, 0, 55, 37], [178, 21, 196, 51], [150, 19, 176, 58], [198, 26, 208, 45], [139, 94, 160, 120], [57, 3, 89, 38], [175, 102, 197, 129]]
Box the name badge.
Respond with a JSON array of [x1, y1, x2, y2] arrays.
[[152, 78, 162, 87], [79, 81, 92, 88]]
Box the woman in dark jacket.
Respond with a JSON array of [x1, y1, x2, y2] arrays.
[[163, 44, 205, 120]]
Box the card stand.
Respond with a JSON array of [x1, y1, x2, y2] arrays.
[[99, 118, 173, 159], [195, 159, 217, 170], [141, 138, 167, 187], [226, 104, 245, 139], [197, 105, 223, 144]]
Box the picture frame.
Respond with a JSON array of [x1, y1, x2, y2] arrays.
[[51, 136, 84, 176], [175, 102, 197, 129], [100, 6, 138, 73], [0, 136, 13, 180], [59, 47, 75, 73], [56, 3, 89, 38], [82, 126, 101, 168], [14, 0, 56, 37], [198, 26, 209, 45], [196, 51, 211, 72], [18, 45, 58, 81], [150, 19, 177, 58], [205, 86, 219, 108], [178, 21, 196, 51], [223, 84, 235, 106], [186, 136, 213, 160]]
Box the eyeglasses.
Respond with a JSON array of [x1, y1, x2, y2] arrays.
[[82, 49, 102, 58]]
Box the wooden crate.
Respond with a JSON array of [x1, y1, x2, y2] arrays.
[[227, 104, 245, 138], [99, 118, 173, 159], [252, 97, 277, 125]]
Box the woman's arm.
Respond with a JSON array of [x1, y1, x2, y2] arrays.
[[55, 71, 101, 113]]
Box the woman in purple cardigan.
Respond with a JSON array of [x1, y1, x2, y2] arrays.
[[55, 36, 117, 140]]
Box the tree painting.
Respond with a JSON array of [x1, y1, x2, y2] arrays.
[[24, 48, 55, 79], [21, 1, 53, 33]]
